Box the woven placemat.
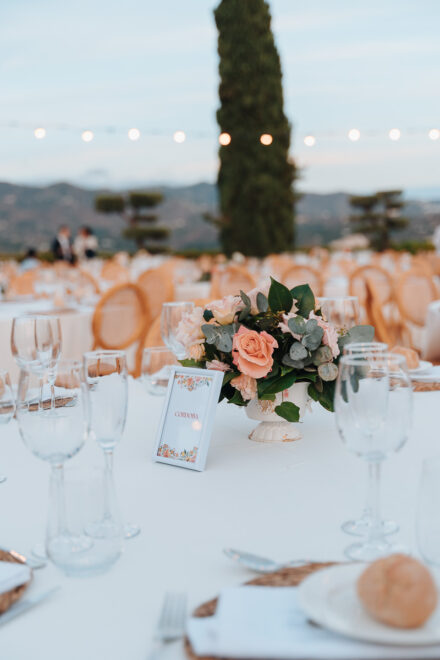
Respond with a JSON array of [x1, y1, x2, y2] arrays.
[[0, 549, 32, 616], [184, 561, 335, 660], [412, 381, 440, 393]]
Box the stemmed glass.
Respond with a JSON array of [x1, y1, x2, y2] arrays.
[[340, 341, 399, 537], [161, 302, 194, 359], [335, 353, 412, 561], [317, 296, 360, 332], [417, 457, 440, 567], [82, 350, 139, 540], [0, 370, 16, 483], [16, 360, 89, 561]]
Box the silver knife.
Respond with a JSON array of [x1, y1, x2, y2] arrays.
[[0, 586, 61, 626]]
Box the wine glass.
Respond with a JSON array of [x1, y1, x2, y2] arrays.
[[142, 347, 178, 395], [16, 359, 88, 562], [340, 341, 398, 537], [335, 353, 412, 561], [317, 296, 360, 331], [417, 457, 440, 567], [161, 302, 194, 359], [82, 350, 139, 540], [0, 370, 16, 483]]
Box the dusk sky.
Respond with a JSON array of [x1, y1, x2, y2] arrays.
[[1, 0, 439, 194]]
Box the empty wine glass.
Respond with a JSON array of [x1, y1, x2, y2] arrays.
[[417, 457, 440, 567], [16, 359, 88, 563], [142, 347, 178, 395], [82, 350, 139, 540], [317, 296, 360, 332], [340, 341, 398, 537], [0, 370, 15, 483], [335, 353, 412, 561], [161, 302, 194, 359]]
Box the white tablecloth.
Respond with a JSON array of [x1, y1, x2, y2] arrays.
[[0, 300, 94, 381], [423, 300, 440, 361], [0, 379, 438, 659]]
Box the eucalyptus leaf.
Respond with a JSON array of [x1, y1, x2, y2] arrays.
[[302, 326, 323, 351], [256, 292, 269, 313], [338, 324, 375, 349], [268, 277, 293, 313], [287, 316, 306, 336], [274, 401, 300, 422], [312, 346, 333, 366], [318, 362, 338, 382], [203, 309, 214, 322], [238, 290, 251, 321], [215, 332, 233, 353], [201, 323, 219, 344], [282, 354, 305, 369], [290, 341, 308, 360]]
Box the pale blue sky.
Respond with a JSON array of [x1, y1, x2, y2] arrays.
[[1, 0, 439, 193]]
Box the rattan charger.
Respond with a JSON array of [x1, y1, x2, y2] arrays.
[[0, 549, 32, 616], [184, 561, 335, 660]]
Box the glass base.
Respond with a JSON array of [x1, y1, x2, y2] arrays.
[[0, 475, 6, 484], [342, 518, 399, 537], [49, 534, 93, 557], [345, 540, 409, 562], [31, 543, 48, 561], [85, 519, 122, 540], [124, 523, 141, 540]]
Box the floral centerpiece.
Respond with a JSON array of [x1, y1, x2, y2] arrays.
[[176, 278, 373, 442]]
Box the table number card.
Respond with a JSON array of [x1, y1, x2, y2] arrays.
[[153, 366, 224, 471]]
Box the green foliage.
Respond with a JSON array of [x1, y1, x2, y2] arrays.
[[349, 190, 409, 252], [128, 192, 163, 209], [95, 194, 125, 214], [274, 401, 300, 422], [290, 284, 315, 318], [268, 277, 293, 313], [214, 0, 298, 257]]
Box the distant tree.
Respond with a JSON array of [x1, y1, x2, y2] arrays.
[[349, 190, 409, 251], [213, 0, 298, 257], [95, 191, 169, 253]]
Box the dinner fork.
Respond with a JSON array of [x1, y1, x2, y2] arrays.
[[148, 592, 187, 659]]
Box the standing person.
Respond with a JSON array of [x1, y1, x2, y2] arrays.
[[74, 226, 98, 260], [20, 248, 40, 272], [52, 226, 73, 262]]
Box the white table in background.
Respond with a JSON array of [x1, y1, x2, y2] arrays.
[[0, 379, 438, 659], [0, 300, 94, 381], [175, 282, 211, 302], [423, 300, 440, 361]]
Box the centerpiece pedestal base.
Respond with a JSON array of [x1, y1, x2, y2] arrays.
[[245, 381, 311, 444]]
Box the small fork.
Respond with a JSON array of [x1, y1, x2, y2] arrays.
[[148, 592, 187, 659]]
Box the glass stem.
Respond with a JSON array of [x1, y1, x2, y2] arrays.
[[48, 369, 56, 410], [362, 462, 375, 520], [103, 450, 114, 522], [50, 463, 67, 537], [366, 461, 383, 546]]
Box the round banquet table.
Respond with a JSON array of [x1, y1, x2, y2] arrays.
[[0, 300, 94, 382], [0, 379, 438, 659]]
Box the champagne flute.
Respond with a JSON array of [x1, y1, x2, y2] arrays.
[[161, 302, 194, 359], [82, 350, 139, 540], [317, 296, 360, 331], [335, 353, 412, 561], [0, 370, 15, 483]]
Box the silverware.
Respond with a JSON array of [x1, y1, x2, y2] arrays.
[[148, 592, 187, 659], [224, 548, 308, 573], [0, 547, 47, 570], [0, 586, 60, 626]]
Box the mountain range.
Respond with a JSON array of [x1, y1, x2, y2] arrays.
[[0, 181, 438, 254]]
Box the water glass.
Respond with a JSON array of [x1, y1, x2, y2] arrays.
[[11, 315, 62, 375], [335, 353, 412, 561], [142, 347, 177, 395], [417, 457, 440, 567], [318, 296, 360, 332], [47, 466, 123, 576], [0, 370, 15, 483], [161, 302, 194, 359]]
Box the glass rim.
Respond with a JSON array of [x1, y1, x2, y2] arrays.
[[339, 352, 407, 367], [83, 350, 127, 360], [162, 301, 195, 307], [143, 346, 174, 353], [344, 341, 388, 351], [317, 296, 359, 302], [13, 313, 61, 321]]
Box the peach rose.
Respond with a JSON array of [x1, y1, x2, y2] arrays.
[[206, 359, 230, 372], [175, 307, 205, 351], [207, 295, 242, 325], [231, 373, 257, 401], [189, 343, 205, 361], [309, 312, 340, 358], [232, 326, 278, 379]]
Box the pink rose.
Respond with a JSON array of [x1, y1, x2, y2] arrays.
[[309, 312, 340, 358], [207, 295, 242, 325], [175, 307, 205, 352], [206, 359, 230, 372], [232, 326, 278, 379], [231, 373, 257, 401]]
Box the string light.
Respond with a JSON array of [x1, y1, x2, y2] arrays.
[[389, 128, 401, 141], [128, 128, 140, 141], [348, 128, 361, 142], [173, 130, 186, 143], [219, 132, 231, 146], [81, 130, 94, 143], [304, 135, 316, 147], [34, 127, 46, 139], [260, 133, 273, 146], [429, 128, 440, 141]]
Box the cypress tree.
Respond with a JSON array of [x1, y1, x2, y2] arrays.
[[214, 0, 298, 257]]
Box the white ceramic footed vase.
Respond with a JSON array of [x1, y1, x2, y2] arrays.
[[245, 381, 311, 443]]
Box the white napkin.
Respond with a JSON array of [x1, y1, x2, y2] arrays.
[[0, 561, 31, 596], [187, 587, 440, 659], [412, 366, 440, 382]]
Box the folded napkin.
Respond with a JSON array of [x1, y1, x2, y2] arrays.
[[187, 587, 440, 659], [412, 366, 440, 382], [0, 562, 31, 596]]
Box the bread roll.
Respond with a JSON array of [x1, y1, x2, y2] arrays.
[[390, 346, 420, 370], [357, 554, 437, 629]]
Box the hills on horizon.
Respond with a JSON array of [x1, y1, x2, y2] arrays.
[[0, 180, 438, 254]]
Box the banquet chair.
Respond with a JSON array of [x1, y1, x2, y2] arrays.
[[137, 267, 174, 319], [210, 265, 256, 299], [281, 264, 323, 297], [77, 268, 101, 294], [7, 270, 38, 297], [394, 270, 438, 328], [144, 316, 164, 348], [349, 265, 394, 306], [364, 280, 394, 345], [92, 283, 150, 377], [101, 260, 130, 284]]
